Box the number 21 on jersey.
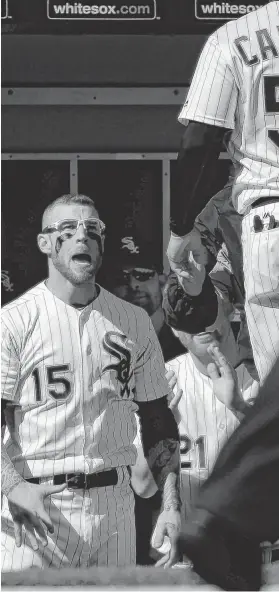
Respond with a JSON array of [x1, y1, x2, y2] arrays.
[[180, 434, 207, 470]]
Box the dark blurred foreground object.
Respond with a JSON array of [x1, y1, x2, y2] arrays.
[[178, 356, 279, 591]]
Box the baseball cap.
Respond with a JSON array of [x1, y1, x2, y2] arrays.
[[104, 235, 163, 274]]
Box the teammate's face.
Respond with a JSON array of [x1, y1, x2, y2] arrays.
[[174, 313, 238, 368], [112, 267, 163, 316], [46, 204, 103, 285]]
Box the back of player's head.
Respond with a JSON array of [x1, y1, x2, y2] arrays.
[[42, 194, 98, 229]]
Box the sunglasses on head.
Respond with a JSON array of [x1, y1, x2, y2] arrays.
[[114, 268, 156, 285], [42, 217, 106, 239]]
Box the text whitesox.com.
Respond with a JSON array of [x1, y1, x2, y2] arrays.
[[197, 2, 263, 17], [49, 2, 152, 17]]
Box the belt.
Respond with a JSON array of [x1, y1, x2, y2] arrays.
[[26, 469, 118, 490], [251, 197, 279, 209]]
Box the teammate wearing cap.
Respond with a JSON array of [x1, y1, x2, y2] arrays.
[[163, 260, 278, 589], [1, 194, 181, 571], [103, 236, 186, 364], [166, 309, 257, 529], [167, 1, 279, 383], [101, 235, 186, 565]]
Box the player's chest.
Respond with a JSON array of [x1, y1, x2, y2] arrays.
[[20, 313, 138, 405], [178, 388, 237, 472]]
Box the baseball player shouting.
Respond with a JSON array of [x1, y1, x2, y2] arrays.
[[167, 1, 279, 383], [1, 194, 181, 571]]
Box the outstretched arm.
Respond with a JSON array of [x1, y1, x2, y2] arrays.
[[171, 121, 227, 237], [167, 123, 227, 278], [137, 396, 181, 567]]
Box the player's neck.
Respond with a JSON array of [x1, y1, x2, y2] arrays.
[[189, 353, 210, 376], [46, 276, 97, 306]]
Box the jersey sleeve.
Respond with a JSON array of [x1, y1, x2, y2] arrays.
[[179, 35, 238, 130], [1, 321, 20, 403], [134, 316, 171, 403], [236, 364, 259, 404]]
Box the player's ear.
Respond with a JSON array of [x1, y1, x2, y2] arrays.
[[37, 233, 52, 255]]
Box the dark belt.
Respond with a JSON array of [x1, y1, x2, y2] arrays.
[[26, 468, 118, 490], [251, 197, 279, 209]]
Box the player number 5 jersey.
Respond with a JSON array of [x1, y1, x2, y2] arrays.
[[179, 1, 279, 214]]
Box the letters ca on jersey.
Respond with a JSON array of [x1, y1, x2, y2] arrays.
[[1, 282, 168, 477], [179, 2, 279, 213]]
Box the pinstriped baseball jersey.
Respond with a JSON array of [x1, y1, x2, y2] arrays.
[[179, 1, 279, 214], [1, 281, 169, 479], [166, 354, 258, 517]]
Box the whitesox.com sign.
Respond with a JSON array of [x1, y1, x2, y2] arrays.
[[195, 0, 266, 20], [47, 0, 157, 19]]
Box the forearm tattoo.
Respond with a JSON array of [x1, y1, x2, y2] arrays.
[[1, 444, 24, 498], [146, 438, 181, 512]]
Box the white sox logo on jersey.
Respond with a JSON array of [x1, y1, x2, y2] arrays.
[[103, 331, 133, 398]]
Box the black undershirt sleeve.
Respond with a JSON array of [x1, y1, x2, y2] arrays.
[[136, 396, 180, 456], [170, 121, 229, 236]]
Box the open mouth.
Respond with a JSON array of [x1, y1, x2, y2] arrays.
[[132, 294, 147, 301], [72, 254, 92, 265]]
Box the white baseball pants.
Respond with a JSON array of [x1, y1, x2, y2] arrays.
[[2, 467, 135, 571], [242, 202, 279, 383]]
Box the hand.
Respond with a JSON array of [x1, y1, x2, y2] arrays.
[[7, 480, 67, 550], [167, 229, 205, 264], [176, 251, 206, 297], [207, 345, 243, 411], [167, 231, 207, 296], [167, 229, 207, 270], [152, 508, 181, 568], [165, 369, 183, 413]]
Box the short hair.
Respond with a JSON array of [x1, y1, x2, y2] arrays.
[[42, 194, 98, 229]]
